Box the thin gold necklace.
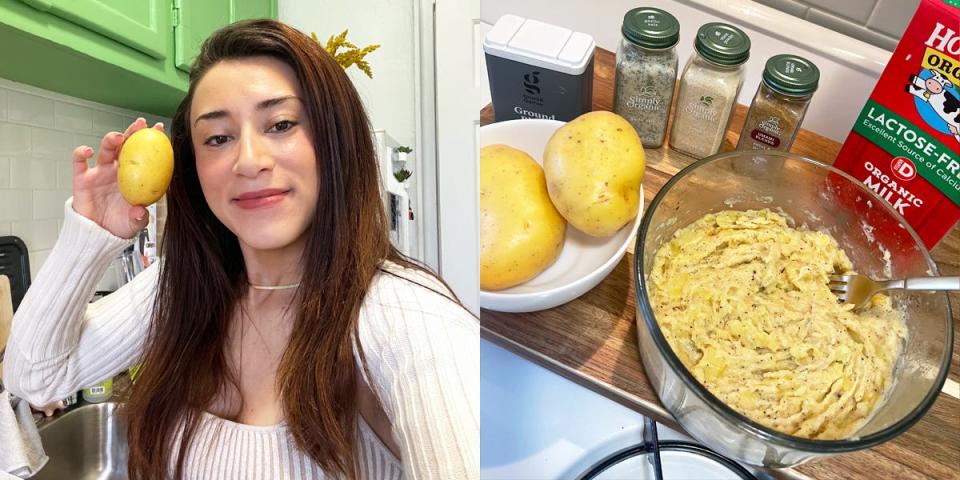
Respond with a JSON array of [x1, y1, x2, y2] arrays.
[[249, 282, 301, 290]]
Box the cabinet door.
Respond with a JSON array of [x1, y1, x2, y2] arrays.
[[17, 0, 168, 59], [174, 0, 277, 73], [433, 0, 480, 314]]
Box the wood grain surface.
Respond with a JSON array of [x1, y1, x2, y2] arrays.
[[0, 275, 11, 347], [480, 48, 959, 480], [0, 275, 11, 377]]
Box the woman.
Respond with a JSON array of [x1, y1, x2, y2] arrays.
[[2, 19, 478, 480]]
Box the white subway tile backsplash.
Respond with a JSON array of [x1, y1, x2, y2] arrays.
[[803, 0, 877, 23], [754, 0, 911, 51], [31, 127, 76, 160], [0, 123, 31, 155], [91, 109, 128, 135], [754, 0, 809, 18], [0, 157, 9, 188], [0, 78, 168, 270], [54, 102, 94, 134], [806, 8, 899, 51], [57, 162, 72, 190], [7, 90, 55, 127], [11, 157, 58, 190], [33, 190, 70, 220], [0, 190, 33, 222], [868, 0, 920, 39], [12, 219, 59, 250]]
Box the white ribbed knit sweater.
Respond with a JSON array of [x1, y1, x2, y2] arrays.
[[2, 200, 480, 479]]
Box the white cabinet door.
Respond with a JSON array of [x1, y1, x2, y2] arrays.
[[420, 0, 481, 315]]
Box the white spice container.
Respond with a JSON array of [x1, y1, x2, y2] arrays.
[[484, 15, 596, 122], [669, 23, 751, 159]]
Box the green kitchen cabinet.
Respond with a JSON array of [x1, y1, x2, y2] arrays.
[[17, 0, 169, 59], [0, 0, 277, 117], [175, 0, 278, 73]]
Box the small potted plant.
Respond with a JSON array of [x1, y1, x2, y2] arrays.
[[395, 146, 413, 163], [393, 168, 412, 184]]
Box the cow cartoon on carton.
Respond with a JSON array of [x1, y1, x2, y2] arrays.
[[907, 69, 960, 142]]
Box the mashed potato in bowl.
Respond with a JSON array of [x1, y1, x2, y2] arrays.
[[649, 209, 906, 440]]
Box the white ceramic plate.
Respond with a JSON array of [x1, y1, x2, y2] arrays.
[[480, 119, 645, 313], [591, 449, 749, 479]]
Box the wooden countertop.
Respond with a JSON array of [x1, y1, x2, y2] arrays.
[[480, 48, 960, 480]]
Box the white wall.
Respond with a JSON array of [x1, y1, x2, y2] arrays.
[[753, 0, 917, 51], [0, 77, 167, 281], [279, 0, 418, 170], [280, 0, 429, 270], [481, 0, 893, 142]]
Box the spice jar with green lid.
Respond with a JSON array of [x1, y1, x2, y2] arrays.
[[613, 7, 680, 148], [670, 22, 751, 159], [737, 54, 820, 152]]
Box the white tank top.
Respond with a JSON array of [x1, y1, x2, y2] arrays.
[[170, 411, 403, 479]]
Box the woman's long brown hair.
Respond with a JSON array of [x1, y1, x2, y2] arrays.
[[123, 19, 427, 479]]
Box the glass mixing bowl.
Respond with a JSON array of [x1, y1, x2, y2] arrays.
[[633, 151, 953, 467]]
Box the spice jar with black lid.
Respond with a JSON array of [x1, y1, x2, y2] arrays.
[[737, 54, 820, 152], [613, 7, 680, 148], [669, 23, 750, 159]]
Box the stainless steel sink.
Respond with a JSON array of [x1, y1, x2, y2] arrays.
[[34, 402, 128, 480]]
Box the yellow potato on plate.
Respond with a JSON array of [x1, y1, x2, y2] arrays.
[[480, 144, 566, 291], [544, 111, 645, 237]]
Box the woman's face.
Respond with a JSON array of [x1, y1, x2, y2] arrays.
[[190, 56, 319, 252]]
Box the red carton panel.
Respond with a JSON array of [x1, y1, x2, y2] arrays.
[[834, 0, 960, 248]]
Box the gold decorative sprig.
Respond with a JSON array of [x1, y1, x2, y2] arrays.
[[312, 30, 380, 78]]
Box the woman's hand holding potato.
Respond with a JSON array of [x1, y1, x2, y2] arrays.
[[72, 118, 166, 240]]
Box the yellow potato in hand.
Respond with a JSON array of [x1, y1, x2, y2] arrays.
[[544, 111, 645, 237], [118, 128, 174, 206], [481, 144, 566, 291]]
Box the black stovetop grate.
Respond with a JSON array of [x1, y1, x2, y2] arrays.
[[0, 236, 31, 311]]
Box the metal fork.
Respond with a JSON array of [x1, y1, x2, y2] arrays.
[[829, 274, 960, 309]]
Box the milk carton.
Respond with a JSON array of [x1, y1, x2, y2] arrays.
[[834, 0, 960, 248]]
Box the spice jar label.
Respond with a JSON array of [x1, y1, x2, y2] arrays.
[[626, 85, 668, 112], [750, 129, 781, 148], [758, 116, 784, 137], [683, 96, 720, 122], [745, 116, 786, 149]]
